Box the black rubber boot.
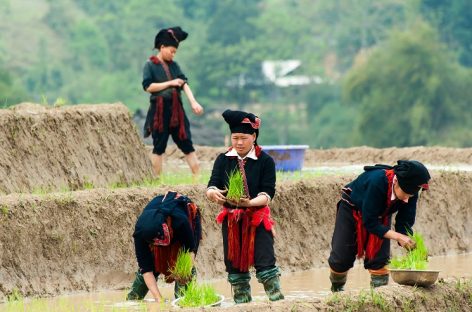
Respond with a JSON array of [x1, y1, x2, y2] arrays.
[[228, 273, 252, 304], [126, 271, 149, 300], [370, 274, 389, 288], [330, 270, 347, 292], [174, 267, 197, 298], [256, 267, 284, 301]]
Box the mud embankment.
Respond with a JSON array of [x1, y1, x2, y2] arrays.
[[0, 171, 470, 300], [0, 103, 152, 194], [191, 279, 472, 312], [303, 146, 472, 166]]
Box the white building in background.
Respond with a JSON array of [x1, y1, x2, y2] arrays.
[[262, 60, 323, 87], [226, 60, 324, 89]]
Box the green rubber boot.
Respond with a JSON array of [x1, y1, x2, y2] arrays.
[[228, 273, 252, 304], [256, 267, 284, 301], [330, 270, 347, 292], [370, 274, 389, 288], [126, 271, 149, 300]]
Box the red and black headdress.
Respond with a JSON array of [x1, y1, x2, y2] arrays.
[[222, 109, 261, 140]]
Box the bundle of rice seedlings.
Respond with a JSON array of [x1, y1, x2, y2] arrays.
[[178, 280, 220, 307], [389, 232, 429, 270], [169, 249, 193, 283], [226, 169, 244, 202]]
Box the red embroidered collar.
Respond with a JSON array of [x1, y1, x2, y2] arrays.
[[150, 55, 173, 64]]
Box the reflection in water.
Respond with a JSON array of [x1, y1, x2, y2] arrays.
[[1, 254, 470, 311]]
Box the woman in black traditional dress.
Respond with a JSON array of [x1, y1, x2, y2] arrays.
[[142, 26, 203, 177], [206, 109, 284, 304]]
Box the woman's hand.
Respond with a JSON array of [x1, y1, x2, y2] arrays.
[[142, 271, 163, 302], [396, 233, 416, 250], [190, 101, 204, 115], [152, 294, 163, 302], [226, 197, 251, 207], [169, 78, 185, 88], [384, 230, 416, 250], [206, 187, 227, 205]]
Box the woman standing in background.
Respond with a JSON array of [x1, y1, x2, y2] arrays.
[[142, 26, 203, 178]]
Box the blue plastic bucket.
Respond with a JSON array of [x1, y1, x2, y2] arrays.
[[261, 145, 309, 171]]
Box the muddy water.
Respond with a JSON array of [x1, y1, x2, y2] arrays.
[[1, 254, 470, 311]]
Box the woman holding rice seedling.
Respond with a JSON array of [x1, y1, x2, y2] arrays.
[[206, 109, 284, 304], [126, 191, 202, 302], [328, 160, 431, 291]]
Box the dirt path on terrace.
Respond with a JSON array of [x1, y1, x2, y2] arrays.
[[0, 171, 470, 300], [0, 103, 152, 194], [159, 145, 472, 170]]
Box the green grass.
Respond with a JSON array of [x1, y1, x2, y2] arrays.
[[169, 249, 193, 283], [10, 167, 340, 197], [177, 280, 220, 308], [226, 169, 244, 202], [1, 205, 9, 216], [389, 232, 428, 270], [327, 289, 391, 312], [7, 288, 22, 302], [110, 172, 211, 189]]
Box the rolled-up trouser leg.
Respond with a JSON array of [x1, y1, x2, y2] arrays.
[[365, 233, 390, 289], [174, 267, 197, 299], [256, 267, 284, 301], [228, 273, 252, 304], [126, 271, 150, 300], [329, 269, 348, 292]]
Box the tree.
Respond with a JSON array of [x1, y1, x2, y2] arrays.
[[343, 21, 472, 147], [421, 0, 472, 67], [0, 64, 27, 107], [191, 0, 265, 105]]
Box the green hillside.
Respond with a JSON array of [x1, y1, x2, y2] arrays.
[[0, 0, 470, 147]]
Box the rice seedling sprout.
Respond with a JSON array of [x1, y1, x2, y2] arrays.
[[178, 279, 220, 307], [389, 232, 428, 270], [226, 169, 244, 202], [169, 249, 193, 282]]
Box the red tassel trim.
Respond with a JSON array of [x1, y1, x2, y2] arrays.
[[216, 206, 274, 271], [352, 169, 395, 260], [149, 55, 186, 140], [150, 217, 181, 282], [153, 96, 164, 132], [169, 89, 186, 140]]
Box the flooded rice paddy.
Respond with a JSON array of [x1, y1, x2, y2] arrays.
[[2, 253, 470, 311]]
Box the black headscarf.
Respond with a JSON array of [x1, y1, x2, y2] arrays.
[[393, 160, 430, 194], [363, 160, 430, 194], [154, 26, 188, 49]]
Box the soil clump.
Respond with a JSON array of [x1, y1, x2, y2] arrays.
[[0, 103, 152, 194]]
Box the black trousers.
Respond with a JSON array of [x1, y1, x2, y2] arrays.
[[222, 220, 276, 274], [328, 200, 390, 273], [150, 98, 195, 155]]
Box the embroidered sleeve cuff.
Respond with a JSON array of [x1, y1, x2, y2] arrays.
[[257, 192, 271, 203]]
